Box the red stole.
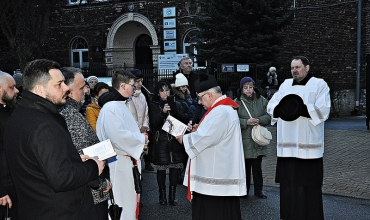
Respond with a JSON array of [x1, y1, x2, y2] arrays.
[[186, 96, 239, 201]]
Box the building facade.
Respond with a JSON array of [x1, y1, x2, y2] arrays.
[[0, 0, 368, 114]]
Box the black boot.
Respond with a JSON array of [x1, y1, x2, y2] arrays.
[[159, 187, 167, 205], [254, 190, 267, 199], [169, 186, 178, 206]]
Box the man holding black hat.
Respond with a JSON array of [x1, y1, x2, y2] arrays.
[[267, 56, 330, 220], [176, 74, 246, 220]]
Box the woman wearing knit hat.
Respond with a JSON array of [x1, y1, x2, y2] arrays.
[[234, 76, 271, 199], [86, 76, 99, 96], [262, 67, 281, 100], [171, 73, 195, 122], [171, 73, 196, 184]]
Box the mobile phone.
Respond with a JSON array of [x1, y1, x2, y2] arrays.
[[167, 95, 175, 105]]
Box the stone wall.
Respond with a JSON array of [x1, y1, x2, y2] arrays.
[[333, 89, 367, 115]]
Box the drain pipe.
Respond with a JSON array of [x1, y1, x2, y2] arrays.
[[355, 0, 362, 110]]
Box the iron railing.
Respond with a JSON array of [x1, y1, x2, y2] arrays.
[[81, 65, 252, 98]]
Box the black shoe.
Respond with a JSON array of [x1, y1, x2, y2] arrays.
[[145, 163, 154, 171], [254, 190, 267, 199]]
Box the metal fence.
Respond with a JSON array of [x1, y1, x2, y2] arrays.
[[82, 65, 253, 98]]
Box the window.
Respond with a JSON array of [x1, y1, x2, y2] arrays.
[[68, 0, 87, 5], [183, 29, 205, 68], [70, 37, 89, 68]]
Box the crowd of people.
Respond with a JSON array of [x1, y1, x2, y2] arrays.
[[0, 55, 330, 220]]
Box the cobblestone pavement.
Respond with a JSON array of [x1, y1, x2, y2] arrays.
[[262, 116, 370, 200]]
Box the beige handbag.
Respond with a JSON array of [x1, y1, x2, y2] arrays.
[[241, 100, 272, 146]]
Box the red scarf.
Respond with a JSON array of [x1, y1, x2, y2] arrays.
[[186, 96, 239, 201]]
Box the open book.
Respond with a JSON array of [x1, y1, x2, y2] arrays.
[[82, 139, 116, 161], [162, 115, 187, 137]]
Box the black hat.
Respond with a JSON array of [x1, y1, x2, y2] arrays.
[[274, 94, 305, 121], [196, 73, 218, 93], [130, 69, 142, 78]]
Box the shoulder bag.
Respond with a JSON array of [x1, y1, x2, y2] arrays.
[[241, 100, 272, 146]]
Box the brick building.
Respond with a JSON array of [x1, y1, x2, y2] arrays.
[[0, 0, 368, 114]]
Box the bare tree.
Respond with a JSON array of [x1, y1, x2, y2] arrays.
[[0, 0, 64, 69]]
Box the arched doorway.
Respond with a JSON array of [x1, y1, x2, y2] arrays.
[[105, 13, 160, 69], [135, 34, 153, 70]]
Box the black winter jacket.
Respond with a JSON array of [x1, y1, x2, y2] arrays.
[[171, 84, 195, 122], [149, 98, 189, 165], [0, 105, 13, 198], [5, 91, 99, 220]]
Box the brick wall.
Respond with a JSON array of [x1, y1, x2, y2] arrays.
[[0, 0, 368, 114]]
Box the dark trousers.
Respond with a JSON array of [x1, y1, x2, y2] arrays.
[[95, 200, 109, 220], [157, 168, 180, 188], [245, 155, 264, 193]]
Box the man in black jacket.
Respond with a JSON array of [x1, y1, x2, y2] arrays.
[[0, 71, 19, 220], [178, 57, 198, 98], [5, 59, 105, 220]]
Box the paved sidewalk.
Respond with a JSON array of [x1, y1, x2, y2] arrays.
[[262, 116, 370, 200]]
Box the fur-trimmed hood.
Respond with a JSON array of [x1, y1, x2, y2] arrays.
[[171, 83, 191, 100]]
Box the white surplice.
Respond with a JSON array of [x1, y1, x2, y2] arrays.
[[267, 77, 331, 159], [182, 97, 246, 197], [96, 101, 145, 220]]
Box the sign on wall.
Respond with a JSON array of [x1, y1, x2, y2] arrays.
[[158, 54, 188, 70], [237, 64, 249, 72], [163, 7, 177, 53], [163, 7, 176, 18], [163, 18, 176, 29], [163, 29, 176, 40], [222, 64, 235, 72], [164, 40, 177, 51]]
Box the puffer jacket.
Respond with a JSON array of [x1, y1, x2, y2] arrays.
[[85, 100, 101, 132], [234, 93, 271, 159], [149, 98, 189, 165], [171, 84, 195, 122]]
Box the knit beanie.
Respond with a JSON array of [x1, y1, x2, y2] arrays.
[[175, 73, 188, 87], [269, 67, 276, 72], [86, 76, 99, 83], [239, 77, 254, 89]]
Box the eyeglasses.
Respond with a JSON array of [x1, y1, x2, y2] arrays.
[[197, 92, 208, 100]]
